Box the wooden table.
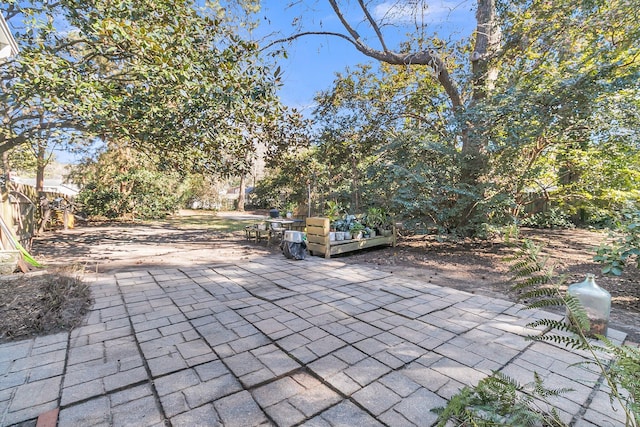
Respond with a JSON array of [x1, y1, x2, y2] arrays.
[[265, 219, 295, 228], [267, 218, 305, 231]]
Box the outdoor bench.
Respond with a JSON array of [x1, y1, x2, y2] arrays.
[[244, 224, 269, 243]]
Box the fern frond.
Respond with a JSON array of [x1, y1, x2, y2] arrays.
[[433, 369, 573, 427], [533, 372, 575, 398], [565, 295, 591, 331], [528, 333, 592, 350], [524, 297, 568, 310], [509, 260, 544, 277], [527, 318, 576, 333], [511, 275, 553, 292], [603, 340, 640, 422], [517, 286, 560, 299]]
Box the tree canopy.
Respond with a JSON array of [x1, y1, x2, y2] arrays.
[[2, 0, 638, 231], [260, 0, 640, 235], [2, 0, 307, 177]]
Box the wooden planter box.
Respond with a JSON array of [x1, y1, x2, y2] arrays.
[[305, 217, 396, 259]]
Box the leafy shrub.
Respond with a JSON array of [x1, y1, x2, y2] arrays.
[[76, 184, 127, 219], [72, 146, 182, 220], [520, 208, 575, 229], [77, 169, 181, 220], [594, 210, 640, 275]]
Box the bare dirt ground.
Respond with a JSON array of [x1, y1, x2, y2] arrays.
[[10, 211, 640, 344]]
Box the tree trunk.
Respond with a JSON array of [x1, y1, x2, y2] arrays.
[[453, 0, 501, 231], [119, 143, 131, 195], [351, 152, 359, 212], [2, 151, 10, 182], [37, 195, 51, 235], [35, 142, 46, 192], [461, 0, 502, 181], [471, 0, 502, 102], [237, 175, 246, 212]]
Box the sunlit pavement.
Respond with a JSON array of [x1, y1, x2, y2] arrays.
[[0, 254, 628, 426]]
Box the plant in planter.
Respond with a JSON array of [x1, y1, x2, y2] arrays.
[[324, 201, 343, 241], [324, 201, 342, 223], [331, 213, 358, 240], [349, 221, 365, 239], [340, 214, 357, 239], [333, 219, 347, 240], [365, 207, 387, 236]]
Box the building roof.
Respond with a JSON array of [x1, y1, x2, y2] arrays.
[[10, 176, 80, 197], [0, 13, 18, 59]]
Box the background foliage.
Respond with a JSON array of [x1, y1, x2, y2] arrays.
[[255, 0, 639, 238], [1, 0, 638, 232], [71, 143, 183, 219]]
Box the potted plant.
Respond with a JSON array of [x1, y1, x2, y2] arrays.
[[380, 227, 393, 237], [349, 221, 365, 239], [337, 216, 357, 240], [324, 201, 342, 241], [342, 214, 357, 239], [333, 219, 346, 240], [324, 201, 342, 223], [365, 207, 386, 236]]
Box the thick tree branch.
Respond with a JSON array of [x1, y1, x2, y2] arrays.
[[0, 118, 86, 155], [357, 0, 388, 53], [261, 31, 358, 52], [324, 0, 460, 107], [264, 3, 462, 109], [327, 0, 363, 47]]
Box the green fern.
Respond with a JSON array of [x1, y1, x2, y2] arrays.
[[433, 371, 569, 426], [564, 294, 591, 332], [511, 275, 555, 293], [528, 331, 593, 351], [526, 318, 579, 335], [532, 372, 574, 398], [435, 238, 639, 426], [600, 337, 640, 426], [506, 239, 639, 426], [506, 239, 592, 333]]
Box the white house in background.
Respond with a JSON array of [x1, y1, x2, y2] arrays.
[[0, 13, 18, 60]]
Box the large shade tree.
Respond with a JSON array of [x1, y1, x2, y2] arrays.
[[311, 61, 464, 229], [269, 0, 640, 235], [2, 0, 307, 189]]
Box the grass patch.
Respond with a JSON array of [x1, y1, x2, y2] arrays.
[[158, 211, 262, 232], [164, 215, 256, 231]]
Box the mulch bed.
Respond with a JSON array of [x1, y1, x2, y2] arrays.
[[0, 271, 92, 343]]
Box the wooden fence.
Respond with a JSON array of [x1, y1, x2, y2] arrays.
[[0, 183, 72, 250]]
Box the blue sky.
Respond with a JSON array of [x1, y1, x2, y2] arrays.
[[253, 1, 477, 113], [45, 1, 476, 163]]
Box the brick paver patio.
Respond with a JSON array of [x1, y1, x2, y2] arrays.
[[0, 255, 628, 426]]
